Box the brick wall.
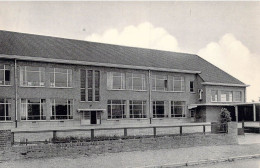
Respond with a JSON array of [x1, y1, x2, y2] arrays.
[[0, 130, 12, 150]]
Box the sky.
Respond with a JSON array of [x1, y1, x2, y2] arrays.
[[0, 1, 259, 102]]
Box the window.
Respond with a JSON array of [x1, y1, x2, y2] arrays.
[[220, 91, 232, 102], [51, 99, 73, 120], [81, 70, 100, 101], [20, 99, 46, 120], [50, 68, 72, 88], [152, 75, 167, 91], [190, 110, 195, 118], [107, 72, 125, 90], [211, 90, 218, 102], [107, 100, 126, 119], [129, 100, 146, 118], [80, 69, 86, 101], [190, 81, 194, 92], [0, 65, 11, 86], [173, 77, 184, 92], [233, 91, 242, 102], [153, 101, 165, 118], [0, 99, 11, 121], [171, 101, 186, 117], [126, 73, 146, 90], [20, 66, 45, 87]]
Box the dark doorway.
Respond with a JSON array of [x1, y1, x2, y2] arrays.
[[238, 105, 253, 121], [90, 111, 97, 124]]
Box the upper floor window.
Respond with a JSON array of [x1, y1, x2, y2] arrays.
[[81, 70, 100, 102], [50, 68, 72, 88], [233, 91, 242, 102], [20, 66, 45, 87], [107, 72, 125, 90], [173, 76, 184, 92], [220, 91, 232, 102], [153, 101, 165, 118], [107, 100, 126, 119], [0, 98, 11, 121], [152, 75, 167, 91], [51, 99, 73, 120], [129, 100, 146, 118], [0, 65, 11, 86], [126, 73, 146, 91], [20, 99, 46, 120], [171, 101, 186, 117], [211, 90, 218, 102], [190, 81, 194, 92]]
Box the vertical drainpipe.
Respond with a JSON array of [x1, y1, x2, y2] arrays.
[[148, 70, 152, 124], [14, 59, 18, 128]]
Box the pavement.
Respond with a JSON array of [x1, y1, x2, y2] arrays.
[[1, 133, 260, 168]]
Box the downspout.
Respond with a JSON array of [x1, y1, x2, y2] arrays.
[[148, 70, 152, 124], [14, 59, 18, 128]]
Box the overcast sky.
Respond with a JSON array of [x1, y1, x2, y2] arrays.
[[0, 1, 259, 101]]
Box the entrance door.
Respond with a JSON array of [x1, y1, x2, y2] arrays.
[[90, 111, 97, 124]]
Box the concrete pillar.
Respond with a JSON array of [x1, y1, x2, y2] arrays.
[[235, 106, 238, 122], [253, 104, 256, 121]]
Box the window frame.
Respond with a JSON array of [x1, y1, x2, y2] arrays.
[[220, 91, 233, 102], [0, 98, 11, 121], [51, 99, 73, 120], [171, 101, 186, 118], [233, 91, 242, 102], [107, 100, 126, 119], [152, 101, 165, 118], [190, 81, 194, 93], [20, 98, 46, 121], [151, 75, 168, 91], [129, 100, 147, 119], [126, 73, 146, 91], [211, 90, 218, 102], [20, 66, 45, 87], [173, 76, 184, 92], [0, 65, 11, 86], [49, 68, 72, 88]]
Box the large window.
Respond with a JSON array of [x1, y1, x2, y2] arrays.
[[211, 90, 218, 102], [80, 70, 100, 101], [20, 66, 45, 87], [51, 99, 73, 120], [220, 91, 232, 102], [173, 77, 184, 92], [126, 73, 146, 90], [152, 75, 167, 91], [0, 99, 11, 121], [129, 100, 146, 118], [107, 100, 126, 119], [20, 99, 46, 120], [50, 68, 72, 88], [107, 72, 125, 90], [153, 101, 165, 118], [0, 65, 11, 86], [171, 101, 186, 117], [233, 91, 242, 102]]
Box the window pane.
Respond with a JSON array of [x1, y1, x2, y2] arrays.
[[0, 70, 4, 84], [171, 101, 185, 117], [55, 73, 67, 87], [107, 100, 125, 119], [94, 71, 100, 101], [190, 81, 194, 92], [211, 90, 218, 102], [153, 101, 164, 118]]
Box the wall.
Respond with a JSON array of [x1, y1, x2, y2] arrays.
[[0, 123, 237, 160], [0, 59, 199, 130], [0, 130, 11, 150]]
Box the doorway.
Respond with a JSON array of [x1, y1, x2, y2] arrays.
[[90, 111, 97, 124]]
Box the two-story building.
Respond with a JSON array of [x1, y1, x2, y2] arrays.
[[0, 30, 249, 130]]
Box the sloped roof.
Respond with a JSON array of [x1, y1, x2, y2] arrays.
[[0, 30, 245, 85]]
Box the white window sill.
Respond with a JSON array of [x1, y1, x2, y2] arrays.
[[0, 121, 13, 123], [108, 89, 147, 92], [20, 86, 45, 88], [49, 87, 73, 89], [0, 85, 12, 87], [152, 90, 185, 93]]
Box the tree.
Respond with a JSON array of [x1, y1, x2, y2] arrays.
[[218, 108, 231, 133]]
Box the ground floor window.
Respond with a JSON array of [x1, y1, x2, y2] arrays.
[[171, 101, 186, 117], [129, 100, 146, 118], [0, 98, 11, 121], [51, 99, 73, 120], [107, 100, 126, 119], [21, 99, 46, 120], [153, 101, 165, 118]]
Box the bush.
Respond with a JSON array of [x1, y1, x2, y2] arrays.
[[217, 108, 231, 133]]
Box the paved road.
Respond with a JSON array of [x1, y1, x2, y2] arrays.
[[188, 158, 260, 168]]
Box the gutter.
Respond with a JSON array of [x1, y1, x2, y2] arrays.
[[201, 82, 249, 87]]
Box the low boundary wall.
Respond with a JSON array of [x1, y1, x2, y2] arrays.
[[0, 123, 237, 161]]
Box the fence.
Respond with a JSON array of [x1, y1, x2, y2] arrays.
[[11, 123, 227, 145]]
